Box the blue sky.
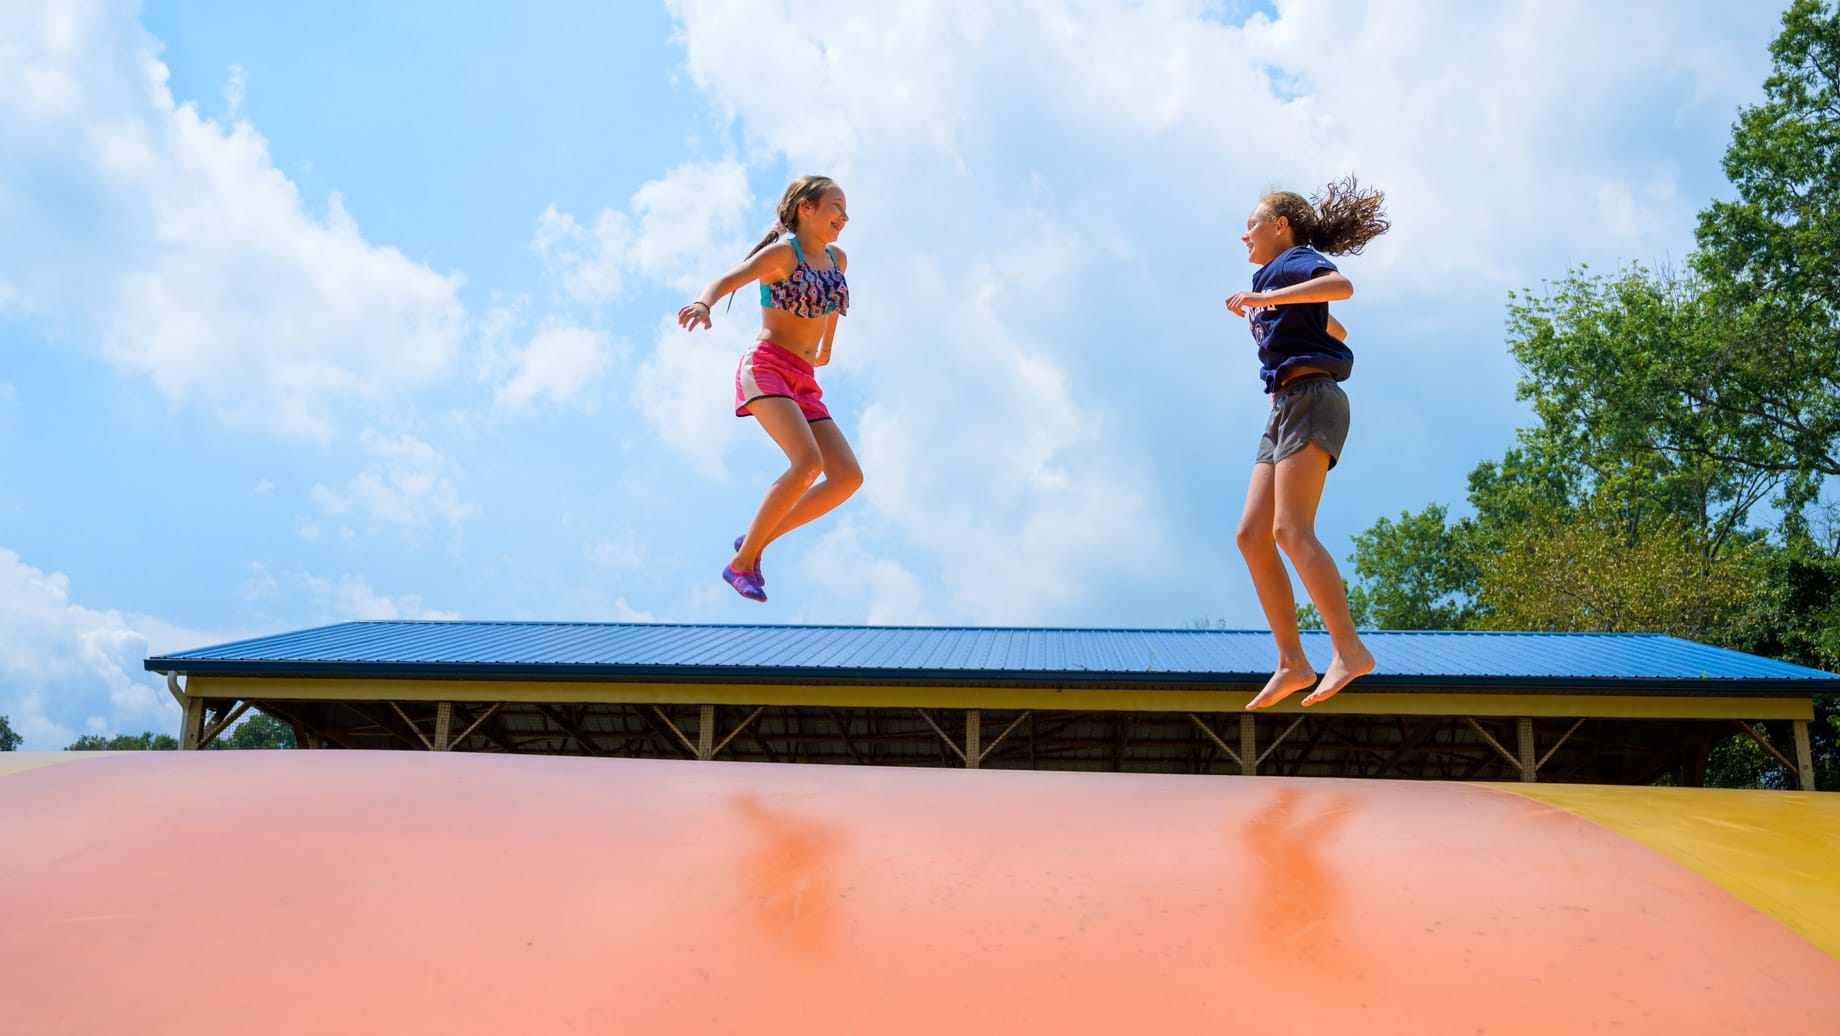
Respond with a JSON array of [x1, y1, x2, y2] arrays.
[[0, 0, 1786, 748]]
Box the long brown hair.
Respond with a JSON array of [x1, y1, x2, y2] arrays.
[[1261, 176, 1389, 255]]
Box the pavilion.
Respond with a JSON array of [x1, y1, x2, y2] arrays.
[[145, 621, 1838, 788]]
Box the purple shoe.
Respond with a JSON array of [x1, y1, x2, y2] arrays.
[[722, 563, 766, 602], [734, 536, 762, 586]]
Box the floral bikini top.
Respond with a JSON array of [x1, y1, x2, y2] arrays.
[[760, 238, 849, 318]]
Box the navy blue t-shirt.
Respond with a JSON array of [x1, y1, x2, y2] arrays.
[[1248, 245, 1352, 392]]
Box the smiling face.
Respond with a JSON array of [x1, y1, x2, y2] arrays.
[[797, 187, 849, 244], [1242, 203, 1294, 266]]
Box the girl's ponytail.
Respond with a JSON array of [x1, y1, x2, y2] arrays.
[[1262, 176, 1390, 256]]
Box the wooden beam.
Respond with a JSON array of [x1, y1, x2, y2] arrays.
[[1792, 719, 1817, 791], [530, 704, 605, 757], [1463, 717, 1523, 774], [388, 702, 436, 750], [1517, 717, 1537, 783], [1730, 720, 1798, 774], [445, 703, 503, 751], [1186, 714, 1242, 770], [696, 705, 716, 760], [180, 694, 207, 750], [825, 708, 866, 765], [198, 700, 252, 749], [916, 710, 968, 764], [1535, 718, 1588, 772], [644, 706, 699, 759], [1256, 715, 1308, 769], [710, 706, 767, 761], [182, 675, 1819, 721], [978, 712, 1031, 767], [349, 703, 432, 750]]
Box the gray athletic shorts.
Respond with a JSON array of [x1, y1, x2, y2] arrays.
[[1255, 374, 1350, 469]]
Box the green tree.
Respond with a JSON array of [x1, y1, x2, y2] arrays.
[[1346, 504, 1477, 629], [66, 731, 179, 751], [1472, 492, 1761, 640], [211, 711, 297, 750], [1341, 3, 1840, 788], [0, 714, 23, 751], [1690, 0, 1840, 507], [1502, 267, 1781, 551]]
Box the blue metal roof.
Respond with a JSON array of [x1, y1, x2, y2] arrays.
[[144, 622, 1840, 692]]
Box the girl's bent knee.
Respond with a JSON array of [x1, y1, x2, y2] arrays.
[[1236, 525, 1274, 554], [1273, 522, 1319, 556], [785, 456, 824, 487]]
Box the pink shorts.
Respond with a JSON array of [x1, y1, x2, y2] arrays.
[[735, 341, 830, 422]]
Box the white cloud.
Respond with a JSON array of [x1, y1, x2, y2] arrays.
[[633, 318, 751, 478], [0, 546, 227, 750], [242, 562, 461, 622], [792, 517, 937, 625], [221, 62, 245, 119], [648, 0, 1773, 624], [252, 478, 273, 495], [585, 531, 647, 574], [494, 321, 615, 412], [0, 1, 467, 440], [309, 429, 476, 546], [534, 158, 756, 305]]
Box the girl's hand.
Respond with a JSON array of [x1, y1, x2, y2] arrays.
[[1224, 290, 1272, 317], [678, 301, 712, 331]]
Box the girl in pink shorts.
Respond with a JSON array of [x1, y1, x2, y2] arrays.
[[678, 176, 861, 602]]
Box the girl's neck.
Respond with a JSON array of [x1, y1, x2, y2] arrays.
[[791, 229, 829, 257]]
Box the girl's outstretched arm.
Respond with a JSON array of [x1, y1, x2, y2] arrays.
[[677, 245, 795, 331], [1326, 312, 1347, 341], [1225, 270, 1353, 316]]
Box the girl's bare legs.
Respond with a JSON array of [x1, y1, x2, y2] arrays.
[[730, 401, 864, 572], [1238, 462, 1318, 709], [1272, 444, 1373, 706]]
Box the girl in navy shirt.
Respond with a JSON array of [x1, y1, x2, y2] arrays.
[[1224, 177, 1389, 710]]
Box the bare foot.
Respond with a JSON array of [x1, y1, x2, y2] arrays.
[[1246, 664, 1318, 711], [1302, 645, 1375, 706]]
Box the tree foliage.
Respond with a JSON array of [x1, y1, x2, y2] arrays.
[[1691, 0, 1840, 506], [1472, 493, 1760, 640], [66, 731, 179, 751], [1341, 2, 1840, 789], [0, 714, 22, 752], [211, 711, 297, 750], [1347, 504, 1476, 630]]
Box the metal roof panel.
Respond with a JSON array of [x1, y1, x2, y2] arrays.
[[143, 621, 1840, 691]]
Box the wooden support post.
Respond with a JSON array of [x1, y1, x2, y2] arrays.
[[180, 695, 207, 750], [433, 702, 453, 751], [697, 704, 716, 761], [966, 709, 981, 769], [1793, 719, 1817, 791], [1517, 717, 1537, 783], [1240, 713, 1258, 776]]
